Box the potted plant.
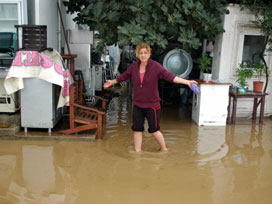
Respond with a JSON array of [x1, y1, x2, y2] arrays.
[[252, 61, 265, 93], [197, 53, 212, 83], [235, 63, 253, 94]]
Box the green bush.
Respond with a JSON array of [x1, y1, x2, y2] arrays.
[[65, 0, 229, 52]]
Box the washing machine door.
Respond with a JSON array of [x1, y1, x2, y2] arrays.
[[163, 48, 192, 78], [192, 91, 200, 125]]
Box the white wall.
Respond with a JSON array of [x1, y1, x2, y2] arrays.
[[26, 0, 77, 52], [34, 0, 58, 50], [212, 4, 272, 117], [27, 0, 35, 25]]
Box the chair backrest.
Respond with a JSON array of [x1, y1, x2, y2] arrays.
[[72, 79, 84, 105], [0, 32, 16, 56]]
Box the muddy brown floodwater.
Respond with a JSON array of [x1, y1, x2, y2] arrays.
[[0, 90, 272, 204]]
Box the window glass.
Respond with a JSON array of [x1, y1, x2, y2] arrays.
[[242, 35, 265, 67], [0, 3, 18, 32]]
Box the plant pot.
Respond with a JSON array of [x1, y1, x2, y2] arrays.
[[202, 73, 212, 83], [253, 81, 264, 93], [237, 87, 247, 94]]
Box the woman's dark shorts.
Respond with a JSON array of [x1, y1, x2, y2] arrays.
[[132, 104, 160, 133]]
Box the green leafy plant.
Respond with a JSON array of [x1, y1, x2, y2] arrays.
[[253, 61, 265, 81], [65, 0, 229, 52], [236, 63, 253, 88], [197, 53, 211, 73]]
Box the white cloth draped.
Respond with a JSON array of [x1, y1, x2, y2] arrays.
[[4, 49, 73, 108]]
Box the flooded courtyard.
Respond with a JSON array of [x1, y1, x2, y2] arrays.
[[0, 91, 272, 204]]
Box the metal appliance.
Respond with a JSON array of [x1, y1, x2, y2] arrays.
[[93, 64, 104, 91], [0, 76, 18, 113], [0, 0, 27, 113], [192, 83, 230, 126], [20, 78, 63, 133], [66, 43, 91, 68]]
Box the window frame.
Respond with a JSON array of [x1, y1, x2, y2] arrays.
[[231, 23, 270, 77]]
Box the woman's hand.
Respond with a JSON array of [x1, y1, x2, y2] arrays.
[[173, 76, 197, 89], [104, 79, 118, 89], [187, 80, 198, 89], [103, 80, 113, 89]]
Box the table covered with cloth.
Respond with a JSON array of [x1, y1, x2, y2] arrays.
[[4, 49, 73, 108]]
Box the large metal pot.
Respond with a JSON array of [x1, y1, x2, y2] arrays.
[[162, 48, 192, 78]]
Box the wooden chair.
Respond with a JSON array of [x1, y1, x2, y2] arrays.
[[74, 79, 108, 124], [60, 80, 105, 139], [82, 93, 108, 124]]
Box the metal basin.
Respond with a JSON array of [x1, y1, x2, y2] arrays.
[[163, 48, 192, 78]]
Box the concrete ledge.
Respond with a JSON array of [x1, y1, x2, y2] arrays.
[[0, 130, 96, 141], [13, 133, 96, 141], [0, 113, 21, 125], [0, 124, 20, 136], [0, 113, 97, 141]]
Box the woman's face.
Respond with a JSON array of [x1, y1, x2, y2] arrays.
[[138, 48, 150, 63]]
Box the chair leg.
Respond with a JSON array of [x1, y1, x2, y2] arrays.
[[103, 115, 106, 124], [97, 115, 103, 139], [60, 124, 97, 134]]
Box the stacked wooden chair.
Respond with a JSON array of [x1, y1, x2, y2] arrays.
[[60, 80, 108, 139]]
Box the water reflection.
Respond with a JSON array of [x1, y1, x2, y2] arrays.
[[103, 97, 231, 165], [0, 92, 271, 204], [105, 94, 132, 138], [23, 146, 55, 194]]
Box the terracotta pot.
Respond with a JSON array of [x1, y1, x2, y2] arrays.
[[253, 81, 264, 93]]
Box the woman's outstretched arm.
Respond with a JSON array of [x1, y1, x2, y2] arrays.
[[173, 76, 197, 89]]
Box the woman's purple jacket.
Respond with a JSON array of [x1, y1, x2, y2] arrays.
[[116, 59, 176, 108]]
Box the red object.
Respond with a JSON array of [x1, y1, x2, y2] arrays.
[[116, 59, 176, 108], [253, 81, 264, 93], [140, 72, 145, 83]]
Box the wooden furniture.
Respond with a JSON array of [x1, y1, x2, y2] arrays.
[[76, 79, 108, 124], [82, 93, 108, 124], [60, 80, 105, 139], [227, 90, 268, 124], [73, 70, 108, 121], [61, 54, 77, 78]]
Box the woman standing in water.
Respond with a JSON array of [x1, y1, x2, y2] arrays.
[[104, 42, 197, 152]]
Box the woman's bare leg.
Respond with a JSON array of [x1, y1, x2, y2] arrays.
[[134, 131, 143, 152], [152, 131, 168, 151]]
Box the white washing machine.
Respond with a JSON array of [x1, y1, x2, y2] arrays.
[[192, 83, 230, 126]]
